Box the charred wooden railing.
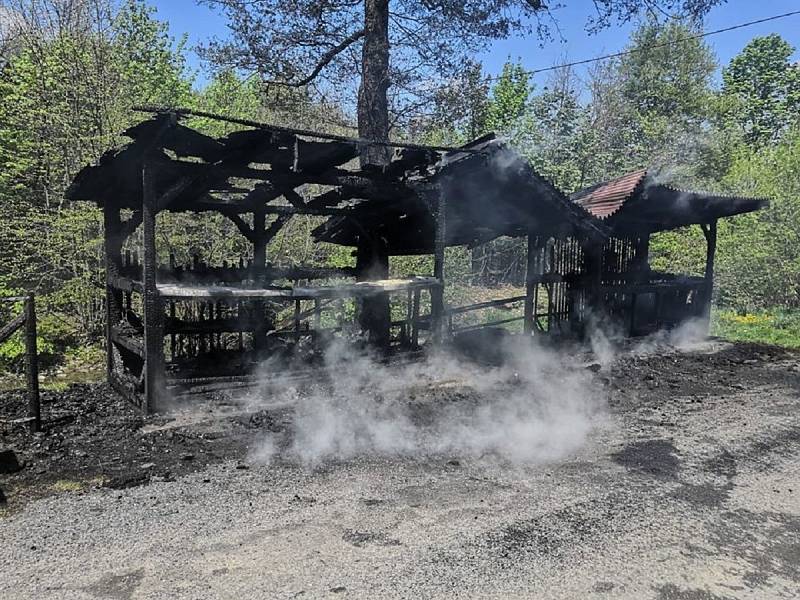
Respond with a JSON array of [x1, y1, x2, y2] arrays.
[[446, 295, 527, 334], [451, 233, 709, 340], [0, 295, 40, 432]]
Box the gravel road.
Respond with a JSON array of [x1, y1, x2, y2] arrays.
[[2, 341, 799, 599]]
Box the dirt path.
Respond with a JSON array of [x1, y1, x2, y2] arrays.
[[1, 341, 799, 599]]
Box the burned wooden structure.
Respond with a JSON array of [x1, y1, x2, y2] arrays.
[[67, 108, 767, 412], [569, 170, 767, 336], [66, 110, 590, 411]]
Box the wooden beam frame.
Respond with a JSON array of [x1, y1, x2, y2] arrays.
[[430, 185, 446, 344], [104, 202, 124, 386], [141, 159, 166, 413], [524, 232, 537, 334], [700, 219, 717, 326]]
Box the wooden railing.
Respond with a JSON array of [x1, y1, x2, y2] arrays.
[[445, 295, 527, 334], [0, 295, 40, 432]]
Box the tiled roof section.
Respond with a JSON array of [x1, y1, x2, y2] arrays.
[[570, 169, 648, 220]]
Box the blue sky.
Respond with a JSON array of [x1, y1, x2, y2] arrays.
[[151, 0, 800, 89]]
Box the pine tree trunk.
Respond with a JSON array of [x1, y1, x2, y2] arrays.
[[355, 0, 391, 349], [358, 0, 390, 167]]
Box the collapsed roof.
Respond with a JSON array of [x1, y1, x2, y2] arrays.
[[570, 169, 768, 234], [67, 114, 607, 254], [67, 111, 768, 253], [312, 134, 606, 254]]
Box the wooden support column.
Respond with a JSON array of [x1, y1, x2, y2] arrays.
[[168, 254, 176, 361], [524, 232, 537, 335], [103, 203, 124, 383], [584, 239, 604, 336], [141, 161, 165, 413], [355, 236, 390, 349], [411, 289, 421, 349], [252, 207, 267, 353], [294, 299, 302, 344], [431, 189, 446, 344], [700, 219, 718, 325]]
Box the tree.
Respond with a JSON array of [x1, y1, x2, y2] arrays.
[[722, 35, 800, 147], [487, 61, 532, 137], [420, 60, 490, 146], [713, 125, 800, 309], [114, 0, 194, 108], [584, 19, 717, 181], [0, 0, 196, 362], [199, 0, 723, 167], [527, 65, 591, 191]]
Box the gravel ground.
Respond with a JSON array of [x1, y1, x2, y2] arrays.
[[1, 340, 800, 599]]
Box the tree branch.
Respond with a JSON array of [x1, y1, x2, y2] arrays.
[[274, 28, 365, 88]]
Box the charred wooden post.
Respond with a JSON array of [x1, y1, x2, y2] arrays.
[[0, 297, 39, 431], [141, 160, 165, 412], [169, 254, 177, 361], [103, 203, 124, 383], [431, 189, 446, 344], [355, 236, 390, 349], [24, 294, 40, 433], [584, 240, 604, 331], [524, 232, 537, 334], [252, 207, 267, 353], [700, 219, 718, 325], [411, 289, 421, 349], [293, 299, 302, 344]]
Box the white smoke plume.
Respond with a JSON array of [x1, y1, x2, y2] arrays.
[[584, 314, 712, 367], [247, 335, 607, 468]]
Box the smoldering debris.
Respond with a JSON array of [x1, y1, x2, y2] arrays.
[[586, 316, 713, 370], [247, 337, 607, 468]]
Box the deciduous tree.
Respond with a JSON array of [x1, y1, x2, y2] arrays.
[[722, 34, 800, 147]]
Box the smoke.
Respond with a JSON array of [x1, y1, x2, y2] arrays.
[[247, 335, 606, 468], [585, 314, 711, 368], [632, 316, 711, 354]]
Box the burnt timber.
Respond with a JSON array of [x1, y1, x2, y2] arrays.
[[66, 108, 768, 412]]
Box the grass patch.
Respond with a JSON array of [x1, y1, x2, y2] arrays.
[[50, 476, 104, 494], [51, 480, 85, 493], [0, 345, 103, 392], [711, 308, 800, 349]]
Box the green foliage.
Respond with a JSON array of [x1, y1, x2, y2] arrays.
[[620, 20, 716, 123], [486, 62, 532, 137], [0, 0, 194, 367], [526, 67, 592, 191], [722, 35, 800, 147], [422, 60, 490, 146], [588, 19, 716, 181], [649, 226, 706, 278], [189, 70, 262, 136], [714, 125, 800, 309], [114, 0, 195, 107]]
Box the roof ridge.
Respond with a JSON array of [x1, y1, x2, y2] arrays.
[[653, 181, 772, 203]]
